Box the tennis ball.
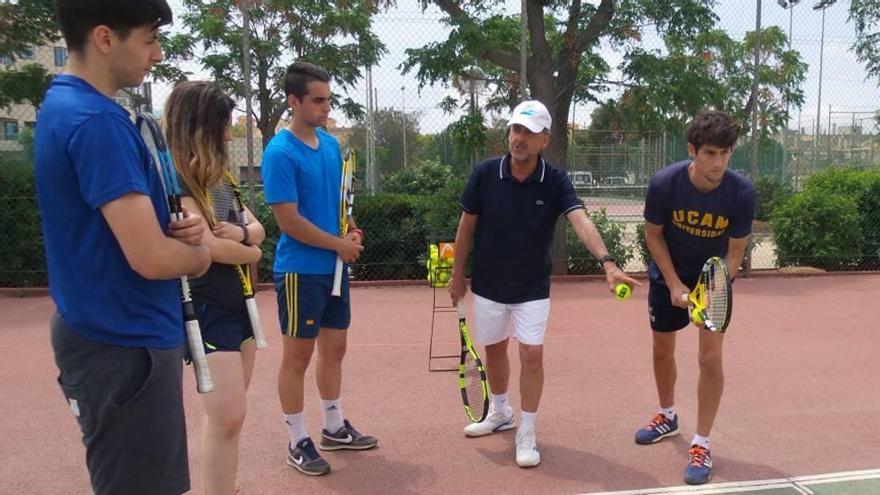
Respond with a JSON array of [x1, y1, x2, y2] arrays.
[[614, 283, 632, 301], [691, 308, 704, 325]]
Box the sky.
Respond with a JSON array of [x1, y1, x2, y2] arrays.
[[158, 0, 879, 135]]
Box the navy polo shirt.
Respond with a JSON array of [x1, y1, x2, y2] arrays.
[[461, 154, 583, 304]]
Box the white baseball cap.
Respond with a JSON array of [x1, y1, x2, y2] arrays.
[[507, 100, 552, 133]]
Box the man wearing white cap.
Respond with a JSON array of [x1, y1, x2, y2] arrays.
[[449, 100, 640, 467]]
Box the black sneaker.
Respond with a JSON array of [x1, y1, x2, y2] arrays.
[[319, 419, 378, 451], [286, 437, 331, 476]]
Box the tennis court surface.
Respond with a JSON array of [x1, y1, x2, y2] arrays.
[[1, 274, 877, 494]]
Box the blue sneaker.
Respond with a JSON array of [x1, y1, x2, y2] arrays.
[[684, 444, 713, 485], [286, 437, 331, 476], [634, 413, 680, 445]]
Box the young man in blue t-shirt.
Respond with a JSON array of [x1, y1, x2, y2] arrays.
[[262, 62, 376, 477], [448, 100, 640, 468], [634, 110, 756, 485], [35, 2, 211, 494]]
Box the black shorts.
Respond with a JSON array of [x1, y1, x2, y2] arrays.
[[194, 300, 254, 354], [647, 273, 700, 333], [51, 314, 190, 495]]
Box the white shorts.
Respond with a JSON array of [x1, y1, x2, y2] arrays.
[[471, 294, 550, 346]]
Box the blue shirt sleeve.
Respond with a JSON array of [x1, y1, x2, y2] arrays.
[[728, 182, 756, 238], [460, 165, 482, 214], [555, 171, 584, 216], [262, 144, 299, 205], [68, 113, 150, 210], [643, 175, 669, 226]]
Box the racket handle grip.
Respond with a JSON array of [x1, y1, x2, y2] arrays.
[[331, 257, 344, 297], [681, 293, 689, 303], [457, 301, 466, 319], [245, 296, 268, 349], [185, 320, 214, 394]]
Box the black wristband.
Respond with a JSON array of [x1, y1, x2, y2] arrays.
[[598, 254, 616, 266]]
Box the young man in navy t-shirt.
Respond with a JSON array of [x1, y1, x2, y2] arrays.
[[448, 100, 640, 468], [35, 2, 211, 493], [634, 110, 756, 485], [263, 62, 376, 477]]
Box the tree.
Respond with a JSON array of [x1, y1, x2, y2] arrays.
[[602, 27, 806, 137], [405, 0, 718, 273], [403, 0, 718, 169], [0, 0, 57, 60], [850, 0, 880, 82], [158, 0, 387, 147], [0, 0, 58, 111], [349, 108, 422, 176]]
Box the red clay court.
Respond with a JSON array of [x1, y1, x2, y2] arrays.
[[1, 274, 878, 494]]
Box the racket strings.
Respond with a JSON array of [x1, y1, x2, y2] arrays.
[[706, 264, 730, 326], [462, 357, 486, 414]]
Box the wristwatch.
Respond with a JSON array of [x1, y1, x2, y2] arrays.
[[598, 254, 616, 266]]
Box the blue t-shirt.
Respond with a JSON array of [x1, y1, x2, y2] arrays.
[[461, 155, 584, 304], [34, 75, 183, 348], [643, 160, 756, 280], [261, 128, 343, 274]]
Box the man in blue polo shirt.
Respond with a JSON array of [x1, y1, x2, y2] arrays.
[[448, 100, 640, 468], [633, 109, 755, 485], [263, 62, 376, 477], [35, 1, 211, 494]]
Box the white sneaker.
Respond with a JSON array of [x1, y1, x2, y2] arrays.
[[463, 405, 515, 437], [515, 427, 540, 467]]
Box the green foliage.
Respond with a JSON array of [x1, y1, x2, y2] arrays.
[[803, 167, 880, 269], [850, 0, 880, 82], [0, 63, 53, 110], [158, 0, 387, 146], [423, 175, 466, 241], [348, 108, 421, 175], [635, 222, 651, 268], [771, 190, 862, 270], [566, 209, 635, 275], [0, 0, 58, 61], [353, 194, 431, 281], [247, 190, 280, 284], [383, 160, 454, 195], [612, 26, 806, 136], [0, 155, 47, 287], [753, 175, 793, 221]]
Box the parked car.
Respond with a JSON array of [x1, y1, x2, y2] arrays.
[[568, 170, 594, 188], [600, 176, 627, 187]]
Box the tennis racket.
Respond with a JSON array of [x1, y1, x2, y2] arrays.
[[224, 171, 268, 349], [457, 301, 489, 423], [137, 112, 214, 394], [682, 256, 733, 333], [331, 150, 356, 297]]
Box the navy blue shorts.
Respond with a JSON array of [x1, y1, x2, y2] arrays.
[[274, 271, 351, 338], [648, 273, 700, 333], [193, 301, 254, 354]]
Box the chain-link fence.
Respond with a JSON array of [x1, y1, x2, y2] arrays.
[[2, 3, 880, 287]]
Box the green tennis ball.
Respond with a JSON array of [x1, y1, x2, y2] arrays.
[[614, 283, 632, 301], [691, 308, 704, 325]]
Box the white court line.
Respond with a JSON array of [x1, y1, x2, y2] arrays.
[[581, 468, 880, 495]]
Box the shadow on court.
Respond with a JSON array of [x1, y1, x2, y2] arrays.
[[1, 274, 878, 494]]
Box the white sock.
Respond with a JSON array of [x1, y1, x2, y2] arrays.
[[321, 398, 345, 433], [691, 434, 710, 450], [284, 412, 308, 446], [660, 406, 676, 421], [519, 411, 537, 431], [491, 393, 509, 412]]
